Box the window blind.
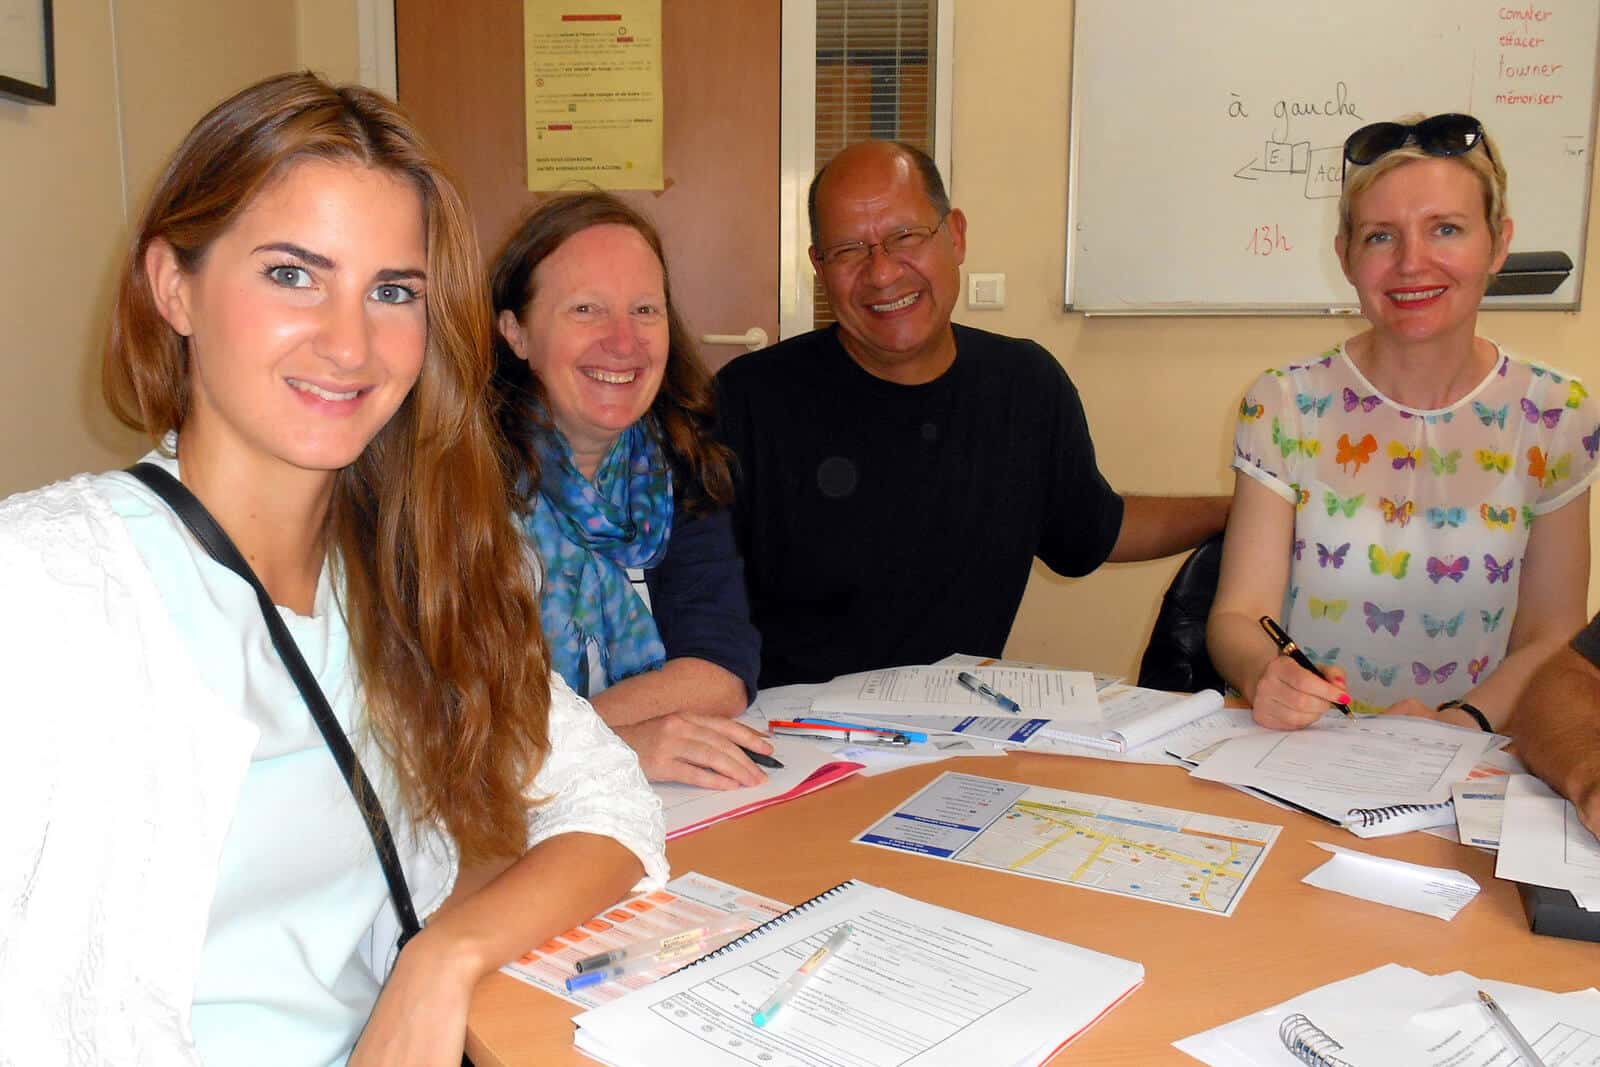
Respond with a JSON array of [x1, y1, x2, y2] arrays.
[[813, 0, 936, 327]]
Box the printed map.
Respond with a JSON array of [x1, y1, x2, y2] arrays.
[[856, 772, 1280, 916]]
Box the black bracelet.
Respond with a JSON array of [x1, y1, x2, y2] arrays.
[[1437, 699, 1493, 733]]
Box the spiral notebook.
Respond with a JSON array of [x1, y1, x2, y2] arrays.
[[1278, 1013, 1356, 1066], [572, 879, 1144, 1067], [1343, 799, 1456, 838]]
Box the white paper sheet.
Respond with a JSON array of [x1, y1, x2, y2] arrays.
[[1302, 842, 1479, 920], [812, 665, 1101, 724], [1175, 965, 1600, 1067], [1495, 774, 1600, 896], [1340, 985, 1600, 1066], [826, 736, 1007, 777], [1188, 715, 1498, 820]]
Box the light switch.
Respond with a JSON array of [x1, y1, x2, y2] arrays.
[[967, 272, 1006, 309]]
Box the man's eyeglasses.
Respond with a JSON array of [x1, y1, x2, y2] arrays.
[[815, 214, 949, 269], [1341, 113, 1494, 181]]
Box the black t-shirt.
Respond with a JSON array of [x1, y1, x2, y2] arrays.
[[714, 323, 1124, 687], [1574, 611, 1600, 669]]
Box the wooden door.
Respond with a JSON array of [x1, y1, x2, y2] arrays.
[[395, 0, 781, 371]]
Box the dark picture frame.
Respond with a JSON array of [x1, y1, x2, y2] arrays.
[[0, 0, 56, 105]]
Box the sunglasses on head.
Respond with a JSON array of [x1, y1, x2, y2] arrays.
[[1342, 113, 1494, 179]]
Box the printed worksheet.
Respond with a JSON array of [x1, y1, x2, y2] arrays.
[[853, 772, 1280, 916], [572, 881, 1144, 1067], [1189, 715, 1497, 815], [812, 665, 1101, 724]]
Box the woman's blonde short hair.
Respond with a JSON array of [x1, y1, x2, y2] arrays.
[[1338, 113, 1509, 249]]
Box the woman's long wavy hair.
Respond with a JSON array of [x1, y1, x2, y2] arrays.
[[104, 71, 550, 864], [487, 192, 733, 510]]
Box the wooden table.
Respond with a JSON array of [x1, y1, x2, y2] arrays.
[[466, 751, 1599, 1065]]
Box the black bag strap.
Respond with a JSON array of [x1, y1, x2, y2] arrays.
[[125, 462, 423, 947]]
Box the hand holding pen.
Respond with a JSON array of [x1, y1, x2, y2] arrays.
[[1254, 616, 1353, 731], [612, 712, 780, 790]]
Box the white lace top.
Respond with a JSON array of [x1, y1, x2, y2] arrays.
[[0, 466, 667, 1066], [1233, 343, 1600, 711]]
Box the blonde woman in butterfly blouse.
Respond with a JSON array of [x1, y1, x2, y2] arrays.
[[1208, 113, 1600, 731]]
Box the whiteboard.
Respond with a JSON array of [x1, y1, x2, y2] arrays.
[[1064, 0, 1600, 313]]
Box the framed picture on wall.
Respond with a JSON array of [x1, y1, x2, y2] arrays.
[[0, 0, 55, 105]]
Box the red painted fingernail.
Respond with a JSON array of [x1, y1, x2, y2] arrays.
[[1339, 693, 1351, 704]]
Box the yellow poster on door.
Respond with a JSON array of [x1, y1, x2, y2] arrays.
[[523, 0, 664, 191]]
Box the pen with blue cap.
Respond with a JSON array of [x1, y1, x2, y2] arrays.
[[565, 913, 750, 991], [956, 671, 1021, 713]]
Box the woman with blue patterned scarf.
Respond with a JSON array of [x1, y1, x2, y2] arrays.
[[491, 192, 769, 789]]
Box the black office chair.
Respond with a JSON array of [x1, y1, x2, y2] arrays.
[[1136, 533, 1227, 694]]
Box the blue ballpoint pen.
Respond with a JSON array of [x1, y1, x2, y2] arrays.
[[796, 717, 930, 743], [956, 671, 1022, 713]]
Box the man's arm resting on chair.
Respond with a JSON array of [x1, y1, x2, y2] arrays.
[[1511, 639, 1600, 836], [1106, 495, 1231, 563]]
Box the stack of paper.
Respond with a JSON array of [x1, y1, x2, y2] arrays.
[[573, 880, 1145, 1067], [809, 664, 1102, 747], [1184, 715, 1501, 835], [1176, 962, 1600, 1065], [1495, 774, 1600, 911], [1030, 686, 1265, 763]]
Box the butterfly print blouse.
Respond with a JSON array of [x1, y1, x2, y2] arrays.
[[1233, 342, 1600, 711]]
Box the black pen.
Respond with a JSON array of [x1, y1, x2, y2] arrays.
[[739, 745, 784, 770], [1258, 615, 1353, 717]]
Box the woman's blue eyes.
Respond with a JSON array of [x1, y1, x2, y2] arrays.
[[1363, 223, 1464, 245], [372, 283, 419, 304], [267, 264, 312, 287], [264, 264, 419, 303]]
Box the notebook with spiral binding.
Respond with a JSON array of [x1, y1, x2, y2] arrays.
[[572, 879, 1144, 1067], [1278, 1013, 1355, 1067], [1342, 798, 1456, 838]]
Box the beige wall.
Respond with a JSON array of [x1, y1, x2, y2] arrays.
[[0, 1, 300, 497], [2, 2, 1593, 679], [950, 2, 1600, 678]]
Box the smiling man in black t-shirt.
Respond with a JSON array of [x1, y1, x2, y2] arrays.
[[715, 141, 1229, 687]]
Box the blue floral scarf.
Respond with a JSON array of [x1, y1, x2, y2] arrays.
[[526, 422, 674, 695]]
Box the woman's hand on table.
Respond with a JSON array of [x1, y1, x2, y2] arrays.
[[614, 712, 774, 789], [1250, 658, 1350, 730]]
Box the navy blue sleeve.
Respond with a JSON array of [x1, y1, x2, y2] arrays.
[[1574, 611, 1600, 670], [644, 504, 762, 701], [1035, 355, 1124, 577]]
